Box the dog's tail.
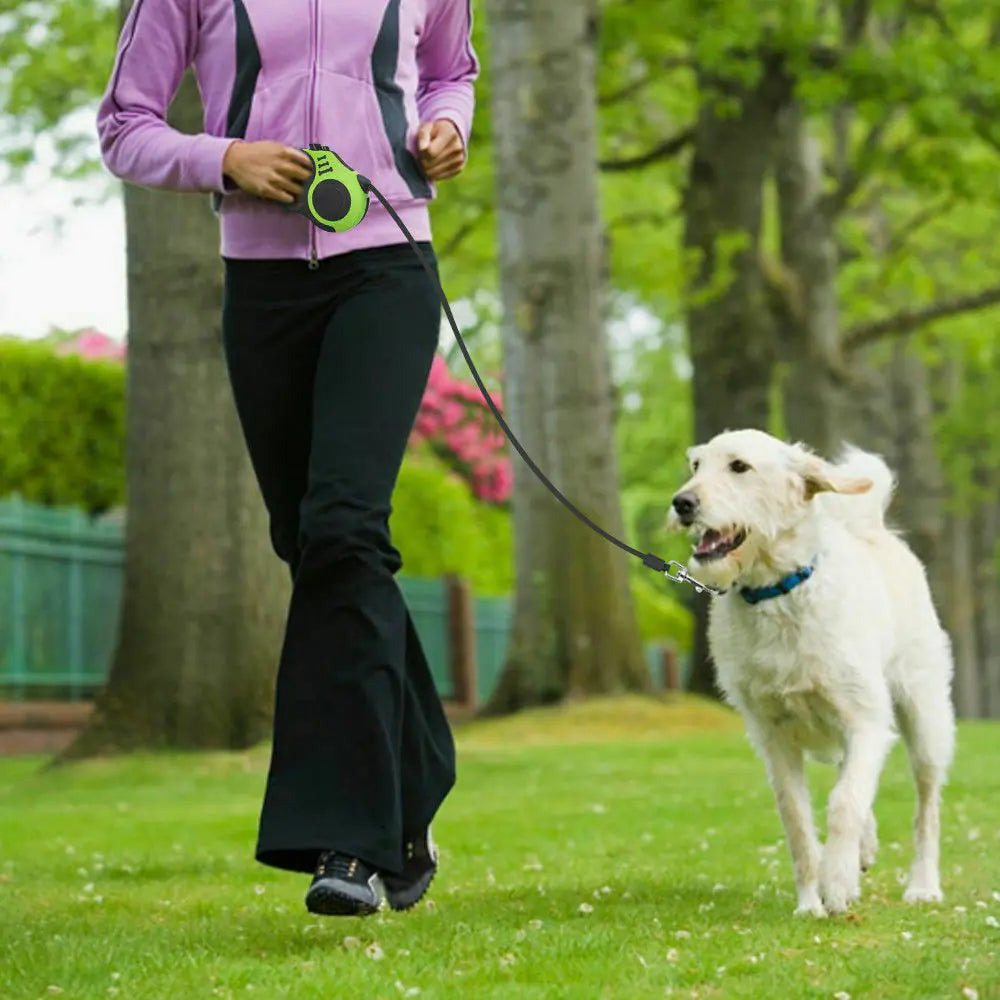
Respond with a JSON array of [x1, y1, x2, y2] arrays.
[[826, 444, 895, 532]]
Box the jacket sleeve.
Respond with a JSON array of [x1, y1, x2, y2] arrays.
[[416, 0, 480, 150], [96, 0, 237, 193]]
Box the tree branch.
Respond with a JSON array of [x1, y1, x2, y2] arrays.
[[597, 57, 694, 107], [598, 128, 694, 172], [841, 0, 872, 44], [844, 284, 1000, 351], [882, 196, 957, 258], [822, 110, 894, 216]]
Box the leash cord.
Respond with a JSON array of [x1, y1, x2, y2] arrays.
[[363, 178, 719, 597]]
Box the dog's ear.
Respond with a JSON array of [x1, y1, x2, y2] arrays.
[[788, 448, 873, 500]]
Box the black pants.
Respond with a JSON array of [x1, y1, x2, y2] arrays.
[[221, 243, 456, 876]]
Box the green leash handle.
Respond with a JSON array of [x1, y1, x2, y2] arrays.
[[281, 144, 371, 232]]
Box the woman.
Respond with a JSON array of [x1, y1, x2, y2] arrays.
[[96, 0, 478, 917]]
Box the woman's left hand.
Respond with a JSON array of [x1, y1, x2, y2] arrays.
[[416, 120, 466, 181]]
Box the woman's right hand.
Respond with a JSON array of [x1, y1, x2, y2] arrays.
[[222, 141, 314, 202]]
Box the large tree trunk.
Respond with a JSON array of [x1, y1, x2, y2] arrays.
[[63, 41, 286, 757], [972, 482, 1000, 718], [935, 357, 980, 718], [773, 101, 846, 456], [681, 58, 787, 697], [481, 0, 647, 713]]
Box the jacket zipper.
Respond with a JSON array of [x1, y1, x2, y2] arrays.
[[307, 0, 319, 270]]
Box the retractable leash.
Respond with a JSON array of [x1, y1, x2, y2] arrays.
[[284, 145, 720, 597]]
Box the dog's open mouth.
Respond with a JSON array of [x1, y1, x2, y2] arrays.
[[692, 527, 747, 562]]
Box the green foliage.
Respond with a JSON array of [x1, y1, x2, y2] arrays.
[[0, 336, 124, 513], [630, 570, 693, 650], [0, 0, 118, 180], [393, 445, 514, 596]]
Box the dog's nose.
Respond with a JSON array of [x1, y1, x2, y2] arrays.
[[672, 491, 699, 523]]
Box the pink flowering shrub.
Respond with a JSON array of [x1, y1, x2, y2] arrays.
[[54, 328, 127, 363], [411, 354, 512, 505]]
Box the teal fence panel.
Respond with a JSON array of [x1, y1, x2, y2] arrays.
[[1, 497, 689, 703], [0, 497, 122, 698], [475, 594, 513, 704], [397, 576, 452, 698]]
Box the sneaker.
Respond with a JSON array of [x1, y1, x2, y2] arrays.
[[382, 827, 438, 911], [305, 852, 385, 916]]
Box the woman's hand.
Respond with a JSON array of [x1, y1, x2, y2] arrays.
[[416, 120, 466, 181], [223, 141, 314, 202]]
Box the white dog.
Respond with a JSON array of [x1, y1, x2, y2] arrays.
[[667, 428, 955, 917]]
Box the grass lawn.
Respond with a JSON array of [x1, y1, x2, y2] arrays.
[[1, 694, 997, 1000]]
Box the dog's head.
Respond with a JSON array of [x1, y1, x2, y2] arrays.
[[666, 429, 873, 589]]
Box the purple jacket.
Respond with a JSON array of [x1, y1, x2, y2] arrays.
[[96, 0, 478, 264]]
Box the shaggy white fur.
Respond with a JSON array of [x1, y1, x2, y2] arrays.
[[667, 429, 955, 917]]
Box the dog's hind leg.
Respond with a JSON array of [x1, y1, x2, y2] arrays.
[[820, 724, 895, 914], [861, 808, 878, 872], [750, 724, 825, 917], [895, 678, 955, 904]]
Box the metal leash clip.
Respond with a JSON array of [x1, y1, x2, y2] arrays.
[[664, 560, 722, 597]]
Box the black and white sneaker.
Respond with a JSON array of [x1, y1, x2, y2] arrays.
[[305, 852, 385, 916], [382, 827, 438, 911]]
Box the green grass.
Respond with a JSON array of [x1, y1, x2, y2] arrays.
[[1, 695, 997, 1000]]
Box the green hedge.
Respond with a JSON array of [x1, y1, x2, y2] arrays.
[[0, 335, 691, 649], [0, 336, 125, 512], [393, 445, 514, 596]]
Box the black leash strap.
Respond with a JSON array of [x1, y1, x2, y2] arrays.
[[364, 182, 720, 597]]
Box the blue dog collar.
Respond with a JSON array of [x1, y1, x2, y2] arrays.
[[739, 563, 816, 605]]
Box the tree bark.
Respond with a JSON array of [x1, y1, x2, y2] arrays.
[[681, 59, 787, 697], [972, 482, 1000, 717], [62, 37, 286, 757], [935, 357, 980, 718], [481, 0, 648, 713], [773, 101, 846, 456]]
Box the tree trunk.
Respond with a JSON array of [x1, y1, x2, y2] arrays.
[[972, 484, 1000, 718], [681, 58, 787, 697], [62, 39, 287, 757], [773, 101, 845, 456], [935, 357, 980, 718], [481, 0, 647, 713]]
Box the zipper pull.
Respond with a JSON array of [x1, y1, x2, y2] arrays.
[[308, 248, 319, 271]]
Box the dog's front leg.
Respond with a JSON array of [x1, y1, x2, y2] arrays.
[[752, 726, 825, 917], [821, 725, 895, 913]]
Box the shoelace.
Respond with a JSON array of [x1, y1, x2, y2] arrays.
[[316, 853, 361, 880]]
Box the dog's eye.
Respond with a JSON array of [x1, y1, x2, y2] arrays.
[[729, 459, 751, 473], [691, 460, 700, 472]]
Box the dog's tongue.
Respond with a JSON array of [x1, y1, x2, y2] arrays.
[[696, 529, 723, 554]]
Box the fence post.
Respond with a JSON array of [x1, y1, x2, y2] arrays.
[[660, 644, 680, 691], [444, 574, 477, 711]]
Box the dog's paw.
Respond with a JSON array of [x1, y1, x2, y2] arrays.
[[821, 889, 852, 914], [794, 886, 827, 918], [820, 875, 859, 914], [903, 885, 943, 905], [820, 850, 860, 914]]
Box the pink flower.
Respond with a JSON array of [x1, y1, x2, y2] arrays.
[[439, 400, 466, 430], [56, 328, 126, 362], [411, 354, 512, 506]]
